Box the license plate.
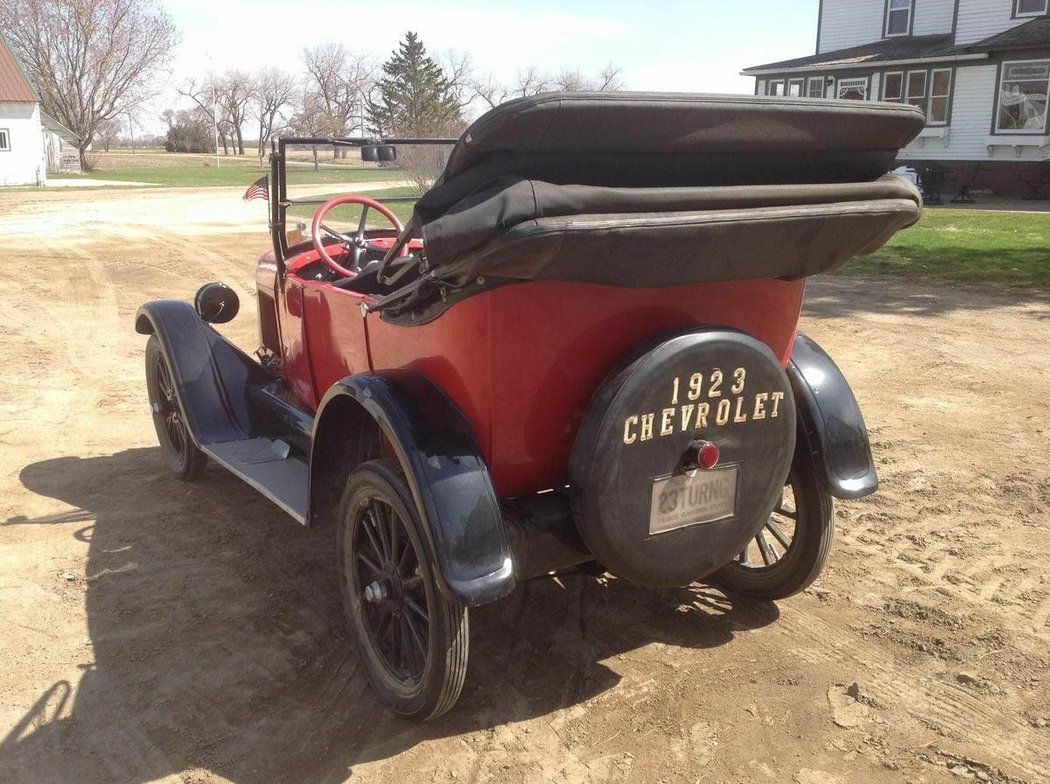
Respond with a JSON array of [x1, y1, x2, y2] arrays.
[[649, 466, 739, 535]]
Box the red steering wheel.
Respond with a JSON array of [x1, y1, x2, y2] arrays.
[[311, 194, 408, 278]]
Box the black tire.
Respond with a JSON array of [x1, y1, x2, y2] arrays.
[[337, 458, 469, 720], [712, 457, 834, 600], [145, 335, 207, 481]]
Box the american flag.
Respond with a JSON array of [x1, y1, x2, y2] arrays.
[[243, 176, 268, 201]]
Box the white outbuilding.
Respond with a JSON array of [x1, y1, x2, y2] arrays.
[[1, 31, 81, 186], [0, 32, 45, 186]]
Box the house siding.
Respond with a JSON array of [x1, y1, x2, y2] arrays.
[[898, 64, 998, 159], [914, 0, 957, 34], [954, 0, 1024, 45], [0, 101, 46, 186], [818, 0, 885, 53], [750, 1, 1050, 192], [895, 61, 1048, 162]]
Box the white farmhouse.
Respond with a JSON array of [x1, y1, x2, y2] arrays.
[[743, 0, 1050, 197], [0, 32, 80, 187]]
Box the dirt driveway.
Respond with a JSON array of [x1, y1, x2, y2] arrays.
[[0, 188, 1048, 784]]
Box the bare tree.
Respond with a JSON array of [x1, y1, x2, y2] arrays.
[[475, 62, 624, 108], [1, 0, 179, 170], [95, 117, 122, 152], [595, 62, 626, 92], [473, 74, 512, 110], [288, 93, 347, 170], [178, 77, 222, 153], [301, 43, 373, 155], [439, 49, 484, 112], [514, 65, 550, 98], [216, 70, 252, 155], [252, 67, 296, 157], [554, 68, 592, 92], [161, 107, 214, 153]]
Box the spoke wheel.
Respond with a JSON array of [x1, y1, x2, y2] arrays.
[[145, 335, 207, 481], [338, 459, 468, 719], [712, 458, 833, 600]]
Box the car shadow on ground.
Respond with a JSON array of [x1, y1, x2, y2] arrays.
[[1, 449, 779, 784]]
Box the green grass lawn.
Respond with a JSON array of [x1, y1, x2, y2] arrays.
[[844, 207, 1050, 289], [286, 187, 419, 227], [49, 150, 403, 188]]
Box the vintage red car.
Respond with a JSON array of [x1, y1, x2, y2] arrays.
[[137, 92, 923, 719]]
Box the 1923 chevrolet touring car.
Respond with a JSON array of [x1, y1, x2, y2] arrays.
[[137, 93, 924, 718]]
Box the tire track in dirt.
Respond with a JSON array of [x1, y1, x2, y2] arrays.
[[768, 603, 1049, 783], [838, 486, 1050, 644]]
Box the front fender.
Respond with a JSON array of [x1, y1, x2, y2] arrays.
[[787, 332, 878, 499], [135, 300, 269, 445], [313, 370, 516, 607]]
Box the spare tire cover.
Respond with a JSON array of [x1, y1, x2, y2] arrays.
[[570, 329, 796, 587]]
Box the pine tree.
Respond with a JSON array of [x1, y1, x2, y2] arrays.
[[367, 32, 462, 136]]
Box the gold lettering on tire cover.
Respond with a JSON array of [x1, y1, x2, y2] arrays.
[[716, 399, 731, 426], [680, 404, 694, 431], [731, 367, 746, 394], [695, 402, 710, 429], [753, 393, 768, 420], [640, 413, 655, 441], [770, 391, 785, 418], [733, 396, 747, 423], [623, 416, 639, 444], [660, 408, 675, 436]]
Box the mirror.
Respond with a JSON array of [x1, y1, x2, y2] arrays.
[[194, 282, 240, 324]]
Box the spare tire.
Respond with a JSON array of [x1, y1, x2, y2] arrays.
[[570, 329, 796, 587]]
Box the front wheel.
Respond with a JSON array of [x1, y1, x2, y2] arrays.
[[337, 459, 469, 720], [145, 335, 207, 481], [712, 458, 834, 600]]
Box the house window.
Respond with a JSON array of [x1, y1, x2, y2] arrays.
[[807, 76, 825, 98], [1015, 0, 1048, 17], [885, 0, 913, 36], [883, 72, 904, 101], [906, 70, 928, 112], [883, 70, 952, 124], [997, 60, 1050, 132], [0, 129, 10, 152], [788, 78, 804, 97], [768, 80, 786, 96], [929, 69, 952, 124], [838, 78, 868, 100]]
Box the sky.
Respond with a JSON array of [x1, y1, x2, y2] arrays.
[[150, 0, 819, 132]]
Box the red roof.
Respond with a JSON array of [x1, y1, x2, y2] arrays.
[[0, 32, 38, 102]]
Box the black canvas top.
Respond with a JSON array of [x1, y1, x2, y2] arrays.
[[367, 93, 924, 324], [444, 92, 922, 177]]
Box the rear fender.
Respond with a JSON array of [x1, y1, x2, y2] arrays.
[[311, 370, 516, 607], [787, 332, 878, 499], [135, 300, 270, 445]]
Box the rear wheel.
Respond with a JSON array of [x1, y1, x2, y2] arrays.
[[712, 459, 833, 600], [337, 459, 469, 719], [145, 335, 207, 481]]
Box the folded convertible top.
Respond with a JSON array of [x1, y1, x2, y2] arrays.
[[373, 93, 924, 324]]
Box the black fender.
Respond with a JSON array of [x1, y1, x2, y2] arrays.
[[312, 370, 516, 607], [135, 300, 270, 446], [787, 332, 878, 499]]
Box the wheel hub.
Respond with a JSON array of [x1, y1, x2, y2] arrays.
[[364, 580, 387, 604], [363, 564, 405, 611]]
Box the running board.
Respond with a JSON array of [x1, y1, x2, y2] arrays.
[[204, 438, 308, 524]]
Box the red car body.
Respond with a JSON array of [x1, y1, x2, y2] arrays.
[[260, 243, 804, 498], [138, 92, 925, 719]]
